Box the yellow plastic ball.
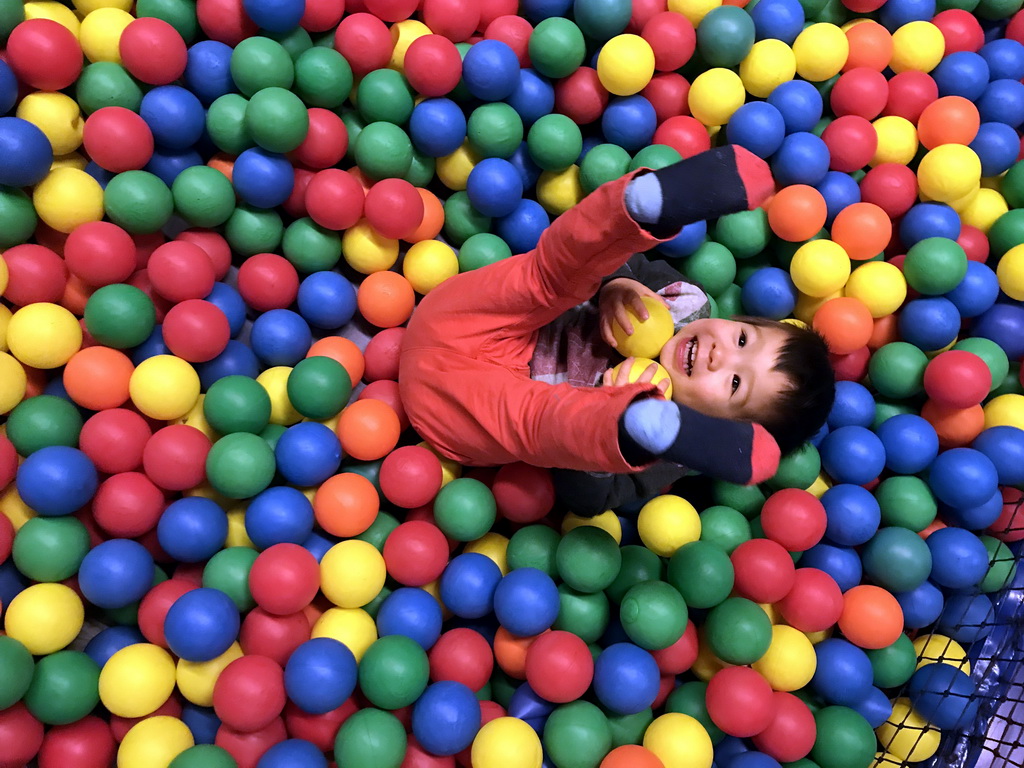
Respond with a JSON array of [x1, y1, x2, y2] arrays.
[[890, 21, 945, 74], [805, 627, 833, 644], [1, 486, 37, 531], [52, 151, 89, 171], [4, 583, 84, 655], [0, 352, 27, 415], [130, 355, 201, 421], [174, 395, 219, 441], [997, 243, 1024, 300], [389, 19, 432, 71], [876, 699, 941, 762], [740, 39, 797, 99], [225, 507, 255, 548], [789, 240, 851, 298], [464, 532, 509, 575], [342, 219, 400, 274], [403, 239, 459, 295], [844, 261, 908, 318], [175, 642, 243, 707], [983, 393, 1024, 430], [959, 187, 1009, 233], [611, 296, 675, 358], [24, 1, 82, 35], [917, 144, 982, 203], [117, 716, 194, 768], [643, 712, 714, 768], [257, 366, 303, 426], [537, 165, 584, 216], [79, 7, 134, 63], [33, 166, 105, 233], [321, 540, 387, 608], [758, 601, 783, 624], [472, 717, 543, 768], [793, 23, 849, 82], [913, 634, 970, 674], [806, 473, 832, 498], [0, 253, 8, 297], [597, 34, 656, 96], [667, 0, 722, 26], [752, 624, 817, 691], [0, 301, 11, 350], [794, 289, 843, 325], [7, 303, 82, 369], [638, 494, 701, 557], [561, 509, 623, 543], [75, 0, 133, 13], [609, 357, 674, 399], [436, 141, 479, 191], [871, 116, 918, 166], [100, 643, 177, 717], [419, 441, 462, 487], [690, 633, 728, 681], [313, 607, 378, 661], [688, 68, 746, 127]]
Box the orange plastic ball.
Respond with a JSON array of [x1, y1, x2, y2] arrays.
[[62, 275, 94, 316], [63, 346, 134, 410], [767, 185, 828, 242], [812, 297, 874, 355], [357, 271, 416, 329], [493, 626, 543, 680], [843, 21, 893, 72], [313, 472, 380, 538], [407, 188, 445, 242], [307, 336, 365, 385], [830, 202, 892, 260], [917, 96, 980, 150], [838, 585, 904, 649], [335, 398, 402, 460], [601, 745, 666, 768], [867, 313, 900, 349], [921, 400, 985, 448]]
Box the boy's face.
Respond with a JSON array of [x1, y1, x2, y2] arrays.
[[659, 318, 792, 421]]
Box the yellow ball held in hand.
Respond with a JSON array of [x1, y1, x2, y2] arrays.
[[638, 494, 701, 557], [598, 34, 656, 96], [7, 303, 82, 369], [99, 643, 177, 718], [917, 144, 981, 203], [4, 583, 84, 655], [130, 355, 201, 421], [403, 239, 459, 295], [612, 296, 674, 358], [472, 717, 543, 768], [117, 716, 194, 768], [689, 68, 746, 127], [609, 357, 674, 399]]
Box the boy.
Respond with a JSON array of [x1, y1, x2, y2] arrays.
[[399, 146, 835, 513]]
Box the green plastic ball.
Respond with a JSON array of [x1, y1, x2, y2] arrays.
[[354, 121, 414, 180], [260, 423, 287, 451], [12, 517, 90, 583], [667, 541, 735, 609], [865, 633, 917, 689], [84, 284, 157, 349], [664, 681, 725, 744], [543, 701, 612, 768], [355, 509, 400, 551], [874, 476, 937, 532], [697, 6, 756, 67], [0, 0, 22, 43], [340, 108, 366, 159], [620, 580, 688, 650], [246, 87, 310, 153], [704, 597, 772, 664], [0, 186, 38, 248], [630, 145, 683, 172], [225, 205, 284, 256], [953, 337, 1009, 392], [873, 399, 918, 429], [207, 94, 255, 155], [861, 527, 933, 593], [698, 505, 752, 553], [988, 208, 1024, 258], [103, 171, 173, 234], [282, 218, 342, 273], [205, 433, 277, 499], [981, 535, 1017, 592], [489, 668, 517, 709], [204, 375, 273, 435], [810, 707, 876, 768], [203, 547, 258, 612], [23, 650, 100, 725], [527, 114, 583, 172], [295, 47, 353, 108], [345, 459, 383, 493], [358, 69, 415, 125], [903, 238, 968, 295], [266, 25, 312, 59], [507, 525, 561, 576], [405, 148, 436, 187], [580, 144, 631, 194], [712, 481, 766, 519], [363, 583, 392, 619], [715, 282, 744, 317], [231, 37, 295, 96], [555, 526, 622, 594], [458, 232, 513, 272], [1002, 160, 1024, 208], [735, 252, 774, 286], [172, 165, 236, 228], [0, 635, 34, 710], [433, 478, 498, 542], [607, 708, 654, 749], [768, 442, 822, 490], [868, 342, 928, 399], [977, 0, 1024, 20], [466, 102, 524, 160], [444, 191, 491, 245], [358, 635, 429, 710], [5, 395, 83, 456], [573, 0, 631, 40], [604, 545, 663, 604], [286, 357, 351, 421], [991, 362, 1023, 398], [335, 708, 407, 768], [678, 242, 734, 298], [554, 585, 610, 644], [136, 0, 199, 43], [714, 208, 770, 260], [529, 18, 587, 79], [75, 62, 144, 114], [170, 745, 239, 768]]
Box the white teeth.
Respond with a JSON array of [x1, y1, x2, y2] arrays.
[[685, 337, 696, 376]]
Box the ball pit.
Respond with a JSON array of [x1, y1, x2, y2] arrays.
[[2, 1, 1024, 767]]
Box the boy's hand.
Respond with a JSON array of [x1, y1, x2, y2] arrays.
[[602, 357, 671, 396], [599, 278, 669, 348]]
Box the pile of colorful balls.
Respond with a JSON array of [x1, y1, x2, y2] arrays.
[[2, 0, 1024, 767]]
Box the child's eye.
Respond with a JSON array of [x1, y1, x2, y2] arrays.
[[738, 331, 747, 348], [732, 375, 741, 394]]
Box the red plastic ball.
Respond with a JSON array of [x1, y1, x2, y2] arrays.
[[422, 0, 481, 42], [138, 578, 198, 647], [643, 73, 690, 125], [405, 737, 457, 768], [119, 17, 188, 85], [830, 68, 889, 120], [429, 628, 495, 692], [751, 691, 817, 763], [2, 244, 68, 306], [491, 462, 555, 523], [628, 0, 668, 33], [858, 163, 918, 219], [305, 169, 366, 231], [249, 544, 321, 616], [821, 115, 877, 173], [213, 655, 287, 733], [142, 424, 212, 492], [554, 67, 609, 126], [237, 252, 301, 312], [650, 620, 698, 675], [38, 715, 115, 768], [760, 489, 827, 552], [365, 0, 418, 21], [831, 345, 871, 382], [379, 445, 444, 508], [932, 9, 984, 53], [383, 520, 450, 586], [484, 15, 533, 67], [924, 350, 991, 408], [162, 299, 231, 363], [196, 0, 258, 46], [958, 224, 990, 263], [0, 434, 15, 489], [641, 11, 696, 72], [291, 108, 348, 170], [364, 178, 425, 240], [883, 70, 938, 123], [730, 538, 797, 604], [283, 167, 315, 219], [0, 703, 44, 768], [82, 107, 155, 173], [175, 230, 232, 281], [300, 0, 347, 32], [357, 380, 409, 431], [653, 115, 711, 158], [363, 328, 405, 382], [240, 608, 311, 667], [405, 35, 465, 97], [333, 13, 393, 76], [705, 666, 774, 738], [79, 409, 152, 475], [216, 718, 288, 768], [63, 222, 137, 287], [92, 471, 166, 538], [284, 699, 358, 752], [0, 509, 13, 566], [525, 630, 594, 703], [146, 241, 217, 303], [777, 567, 844, 632], [5, 18, 82, 91], [479, 0, 518, 29]]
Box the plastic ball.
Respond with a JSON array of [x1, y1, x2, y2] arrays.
[[917, 144, 981, 203], [156, 497, 228, 563], [274, 422, 341, 487], [471, 716, 542, 768], [98, 643, 176, 719], [875, 699, 941, 763], [320, 540, 386, 608], [117, 716, 194, 768], [705, 665, 774, 738], [120, 17, 187, 85], [493, 567, 559, 636], [590, 642, 659, 716], [597, 34, 655, 96], [7, 303, 81, 370], [688, 67, 745, 127], [0, 116, 53, 188], [838, 585, 904, 650], [768, 185, 827, 243], [4, 583, 84, 656], [726, 102, 786, 160]]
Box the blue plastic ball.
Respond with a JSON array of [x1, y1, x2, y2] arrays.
[[140, 85, 206, 150], [197, 340, 262, 389], [439, 553, 503, 620], [462, 40, 521, 101], [928, 447, 999, 509], [601, 95, 657, 153], [256, 739, 328, 768], [894, 579, 945, 630], [972, 426, 1024, 486], [937, 592, 994, 644], [800, 543, 863, 592], [376, 587, 444, 650], [980, 39, 1024, 81], [945, 261, 1000, 319], [84, 161, 115, 188], [233, 147, 295, 209], [655, 219, 708, 259], [164, 587, 241, 662], [593, 643, 660, 715], [184, 41, 236, 106], [820, 483, 881, 547], [879, 0, 936, 30], [816, 171, 862, 227], [182, 702, 222, 744], [898, 297, 961, 352], [507, 682, 555, 732], [493, 567, 560, 637], [907, 663, 979, 730], [78, 539, 155, 610], [16, 446, 99, 517], [507, 68, 555, 125], [875, 413, 939, 474], [250, 309, 312, 367], [411, 681, 482, 756], [410, 98, 467, 158], [749, 0, 804, 44], [811, 638, 873, 706], [931, 52, 990, 101], [0, 116, 54, 187], [926, 526, 990, 590], [899, 203, 961, 247], [0, 60, 16, 116], [940, 490, 1004, 530], [131, 325, 171, 365], [243, 0, 305, 33], [728, 753, 783, 768], [770, 131, 830, 187], [828, 381, 876, 429], [861, 526, 933, 593], [495, 198, 550, 254], [820, 426, 886, 486], [766, 80, 822, 134], [467, 157, 524, 218], [977, 78, 1024, 127], [972, 303, 1024, 360], [507, 141, 543, 190], [274, 422, 342, 488], [284, 637, 358, 715], [157, 497, 229, 563], [205, 282, 248, 337], [84, 625, 146, 667], [521, 0, 574, 22], [740, 267, 797, 319], [726, 102, 786, 159], [145, 148, 203, 186], [296, 271, 357, 330], [850, 686, 893, 729], [245, 486, 315, 549], [970, 121, 1020, 176]]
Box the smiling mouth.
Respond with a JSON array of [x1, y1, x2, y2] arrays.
[[681, 336, 697, 377]]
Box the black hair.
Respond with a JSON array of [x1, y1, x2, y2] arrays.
[[735, 316, 836, 456]]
